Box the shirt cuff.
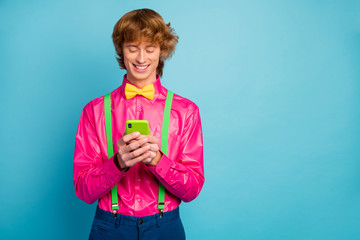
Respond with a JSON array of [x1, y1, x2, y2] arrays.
[[103, 154, 127, 182], [147, 151, 173, 180]]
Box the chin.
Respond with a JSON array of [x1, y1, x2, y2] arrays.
[[133, 73, 149, 80]]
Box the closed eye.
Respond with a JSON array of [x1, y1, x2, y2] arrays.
[[129, 48, 138, 53], [146, 47, 155, 53]]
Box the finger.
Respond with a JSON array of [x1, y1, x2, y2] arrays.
[[148, 143, 159, 152], [147, 150, 157, 159], [124, 138, 148, 153], [127, 134, 148, 144], [137, 134, 148, 139], [122, 144, 151, 161], [118, 137, 146, 155], [142, 157, 152, 164], [123, 151, 151, 167], [118, 132, 141, 149], [146, 135, 159, 144], [122, 131, 141, 144], [116, 131, 127, 148], [117, 131, 129, 145]]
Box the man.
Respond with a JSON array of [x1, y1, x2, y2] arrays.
[[73, 8, 204, 240]]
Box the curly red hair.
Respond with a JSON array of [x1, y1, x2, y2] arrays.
[[112, 9, 179, 77]]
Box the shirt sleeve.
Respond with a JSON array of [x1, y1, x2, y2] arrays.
[[147, 104, 204, 202], [73, 102, 126, 204]]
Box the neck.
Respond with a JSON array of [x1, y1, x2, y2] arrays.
[[126, 74, 157, 88]]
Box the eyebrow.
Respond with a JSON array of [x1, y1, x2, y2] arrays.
[[125, 44, 157, 48], [125, 44, 138, 48]]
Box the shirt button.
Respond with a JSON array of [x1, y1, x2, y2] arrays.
[[137, 199, 141, 202], [137, 178, 141, 181], [139, 219, 143, 225]]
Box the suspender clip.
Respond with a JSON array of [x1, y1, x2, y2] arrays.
[[112, 203, 118, 219], [112, 210, 117, 219], [158, 202, 164, 218]]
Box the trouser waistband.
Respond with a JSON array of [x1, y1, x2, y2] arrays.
[[94, 206, 180, 228]]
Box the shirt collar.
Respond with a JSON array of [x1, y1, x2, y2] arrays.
[[120, 75, 162, 103]]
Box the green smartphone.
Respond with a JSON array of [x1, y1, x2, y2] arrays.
[[125, 120, 150, 135]]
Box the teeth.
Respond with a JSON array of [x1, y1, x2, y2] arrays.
[[135, 65, 148, 70]]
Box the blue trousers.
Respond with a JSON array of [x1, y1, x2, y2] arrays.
[[89, 206, 186, 240]]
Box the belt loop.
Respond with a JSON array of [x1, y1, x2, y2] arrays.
[[156, 214, 160, 228], [115, 212, 121, 228]]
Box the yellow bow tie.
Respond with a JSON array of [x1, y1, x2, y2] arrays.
[[124, 83, 155, 100]]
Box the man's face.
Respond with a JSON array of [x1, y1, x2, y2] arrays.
[[123, 41, 161, 86]]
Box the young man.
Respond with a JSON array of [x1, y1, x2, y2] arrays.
[[73, 8, 204, 240]]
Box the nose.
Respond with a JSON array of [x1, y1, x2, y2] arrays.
[[136, 49, 146, 64]]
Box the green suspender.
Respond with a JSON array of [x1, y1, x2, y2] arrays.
[[104, 90, 174, 218], [158, 90, 174, 217], [104, 93, 119, 216]]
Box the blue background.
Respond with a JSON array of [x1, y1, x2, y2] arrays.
[[1, 0, 359, 239]]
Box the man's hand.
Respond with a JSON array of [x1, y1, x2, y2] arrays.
[[115, 131, 151, 172], [143, 133, 162, 167], [114, 131, 163, 172]]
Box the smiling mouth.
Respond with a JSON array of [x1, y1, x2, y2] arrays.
[[133, 64, 149, 70]]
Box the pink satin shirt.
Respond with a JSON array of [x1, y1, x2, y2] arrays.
[[73, 76, 204, 217]]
